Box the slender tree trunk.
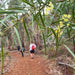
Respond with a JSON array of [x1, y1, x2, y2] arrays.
[[42, 32, 46, 55], [1, 36, 4, 75], [73, 37, 75, 54], [74, 42, 75, 54], [7, 39, 10, 50], [7, 33, 12, 50], [36, 32, 40, 49], [34, 22, 42, 50]]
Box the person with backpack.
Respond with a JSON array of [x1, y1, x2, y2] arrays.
[[21, 42, 25, 57], [21, 47, 25, 57], [17, 44, 20, 51], [29, 41, 36, 59]]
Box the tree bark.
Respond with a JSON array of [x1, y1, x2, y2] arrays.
[[58, 62, 75, 69], [73, 41, 75, 54], [73, 37, 75, 54]]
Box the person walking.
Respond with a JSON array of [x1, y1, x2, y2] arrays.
[[21, 42, 25, 57], [17, 44, 20, 51], [29, 41, 36, 59]]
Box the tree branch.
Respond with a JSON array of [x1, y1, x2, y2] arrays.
[[58, 62, 75, 69]]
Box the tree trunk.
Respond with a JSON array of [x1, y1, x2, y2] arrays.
[[73, 37, 75, 54], [1, 36, 4, 75], [7, 33, 12, 50], [73, 41, 75, 54]]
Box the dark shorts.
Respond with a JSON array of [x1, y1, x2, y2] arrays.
[[17, 46, 20, 51], [30, 50, 35, 53]]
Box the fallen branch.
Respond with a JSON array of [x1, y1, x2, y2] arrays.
[[58, 62, 75, 69]]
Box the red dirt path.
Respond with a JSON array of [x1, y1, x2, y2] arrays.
[[5, 51, 49, 75]]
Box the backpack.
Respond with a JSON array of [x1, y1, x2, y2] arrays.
[[22, 47, 25, 52], [32, 45, 35, 50]]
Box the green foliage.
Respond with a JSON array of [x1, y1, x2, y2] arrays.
[[0, 1, 75, 73], [0, 10, 26, 14], [1, 37, 4, 75], [14, 27, 22, 49], [0, 0, 9, 9], [23, 18, 30, 44], [39, 12, 45, 27], [11, 35, 17, 49], [42, 32, 46, 55], [21, 0, 34, 7], [8, 0, 23, 10], [64, 44, 75, 59]]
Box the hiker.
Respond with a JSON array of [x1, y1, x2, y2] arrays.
[[21, 42, 25, 57], [21, 47, 25, 57], [17, 44, 20, 51], [29, 41, 36, 59]]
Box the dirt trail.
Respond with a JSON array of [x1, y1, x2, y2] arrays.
[[5, 51, 49, 75]]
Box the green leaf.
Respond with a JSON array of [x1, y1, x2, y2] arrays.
[[1, 37, 4, 75], [14, 26, 24, 55], [11, 35, 17, 49], [67, 28, 70, 38], [47, 33, 52, 38], [37, 0, 42, 5], [55, 30, 59, 55], [50, 28, 56, 38], [0, 10, 26, 14], [10, 15, 17, 19], [21, 0, 34, 7], [42, 32, 46, 55], [23, 19, 30, 44], [0, 0, 9, 8], [0, 14, 16, 27], [72, 27, 75, 29], [32, 14, 34, 31], [14, 27, 22, 49], [2, 14, 13, 22], [64, 44, 75, 59], [56, 30, 58, 44], [0, 21, 7, 27], [39, 12, 45, 27], [56, 3, 62, 11], [58, 30, 65, 44]]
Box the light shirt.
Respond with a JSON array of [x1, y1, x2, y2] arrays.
[[29, 44, 36, 51]]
